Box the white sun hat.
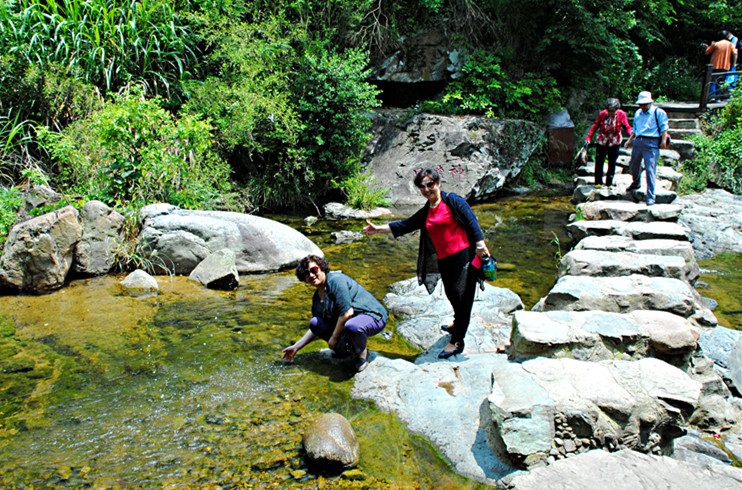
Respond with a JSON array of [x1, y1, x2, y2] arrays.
[[636, 91, 653, 104]]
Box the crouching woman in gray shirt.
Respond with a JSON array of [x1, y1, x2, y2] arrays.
[[282, 255, 388, 373]]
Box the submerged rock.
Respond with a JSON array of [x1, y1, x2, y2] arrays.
[[302, 413, 360, 470]]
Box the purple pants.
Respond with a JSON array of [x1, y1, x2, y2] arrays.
[[310, 314, 385, 356]]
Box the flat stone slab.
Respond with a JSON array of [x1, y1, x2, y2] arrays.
[[488, 358, 702, 468], [383, 277, 523, 360], [499, 449, 742, 490], [567, 219, 690, 242], [574, 174, 674, 190], [532, 274, 715, 326], [352, 353, 514, 485], [574, 236, 699, 283], [558, 249, 690, 282], [510, 310, 699, 363], [572, 185, 678, 204], [576, 200, 682, 222]]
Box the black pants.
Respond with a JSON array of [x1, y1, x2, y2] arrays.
[[438, 247, 478, 345], [595, 144, 619, 186]]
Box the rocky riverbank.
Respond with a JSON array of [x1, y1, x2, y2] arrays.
[[352, 158, 742, 487]]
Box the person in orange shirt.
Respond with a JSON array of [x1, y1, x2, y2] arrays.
[[702, 31, 738, 98]]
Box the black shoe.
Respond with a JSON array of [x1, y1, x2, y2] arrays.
[[626, 184, 640, 191], [438, 342, 464, 359], [441, 324, 454, 333], [355, 357, 369, 372]]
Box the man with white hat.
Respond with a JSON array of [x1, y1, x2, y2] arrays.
[[622, 91, 669, 206]]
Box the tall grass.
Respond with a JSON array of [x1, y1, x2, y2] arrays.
[[0, 111, 34, 183], [0, 0, 200, 97]]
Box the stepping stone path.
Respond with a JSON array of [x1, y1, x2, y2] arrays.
[[353, 123, 742, 488]]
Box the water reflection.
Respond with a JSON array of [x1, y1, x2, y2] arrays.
[[0, 191, 575, 488], [698, 252, 742, 330]]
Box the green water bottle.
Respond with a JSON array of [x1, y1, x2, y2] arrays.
[[482, 256, 497, 281]]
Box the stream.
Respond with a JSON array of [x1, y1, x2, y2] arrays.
[[0, 189, 739, 488]]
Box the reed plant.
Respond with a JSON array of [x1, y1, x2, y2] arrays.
[[0, 0, 200, 97]]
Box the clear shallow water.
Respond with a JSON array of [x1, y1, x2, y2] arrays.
[[0, 191, 576, 488], [697, 252, 742, 331]]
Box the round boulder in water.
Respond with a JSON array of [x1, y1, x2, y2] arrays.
[[302, 413, 359, 471]]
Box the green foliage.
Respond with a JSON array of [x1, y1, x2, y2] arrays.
[[293, 47, 381, 198], [0, 185, 23, 243], [184, 16, 380, 209], [39, 88, 232, 209], [0, 111, 34, 182], [337, 170, 390, 210], [682, 91, 742, 194], [644, 58, 700, 102], [422, 50, 561, 120], [0, 0, 201, 98]]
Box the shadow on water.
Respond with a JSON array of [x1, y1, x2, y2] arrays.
[[0, 190, 576, 488]]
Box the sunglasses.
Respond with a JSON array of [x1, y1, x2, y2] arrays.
[[306, 266, 320, 278], [418, 181, 437, 190]]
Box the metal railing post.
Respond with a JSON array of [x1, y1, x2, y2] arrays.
[[699, 64, 713, 111]]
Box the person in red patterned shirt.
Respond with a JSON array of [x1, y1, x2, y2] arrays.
[[585, 98, 633, 187]]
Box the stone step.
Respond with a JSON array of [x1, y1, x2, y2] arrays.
[[510, 310, 699, 364], [566, 219, 689, 242], [572, 186, 678, 205], [668, 119, 700, 130], [558, 249, 691, 282], [574, 236, 699, 283], [669, 128, 702, 139], [574, 174, 676, 191], [532, 274, 716, 326], [575, 165, 682, 186], [576, 201, 682, 222], [616, 151, 682, 168]]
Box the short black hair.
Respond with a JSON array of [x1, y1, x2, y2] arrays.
[[295, 255, 330, 281], [413, 168, 441, 188]]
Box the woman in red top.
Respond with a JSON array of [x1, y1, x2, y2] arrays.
[[363, 168, 492, 359], [586, 98, 632, 187]]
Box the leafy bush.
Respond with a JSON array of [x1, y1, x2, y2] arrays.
[[184, 16, 380, 209], [682, 91, 742, 194], [644, 58, 700, 102], [421, 50, 561, 120], [337, 171, 390, 210], [39, 88, 232, 209], [0, 185, 23, 244]]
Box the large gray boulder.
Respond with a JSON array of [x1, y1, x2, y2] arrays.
[[364, 110, 541, 205], [15, 184, 62, 222], [499, 448, 742, 490], [302, 413, 360, 470], [370, 29, 462, 83], [352, 353, 514, 485], [676, 188, 742, 260], [0, 205, 82, 291], [488, 358, 702, 468], [137, 204, 322, 275], [73, 200, 125, 275]]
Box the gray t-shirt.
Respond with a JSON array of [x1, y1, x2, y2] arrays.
[[311, 272, 388, 330]]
